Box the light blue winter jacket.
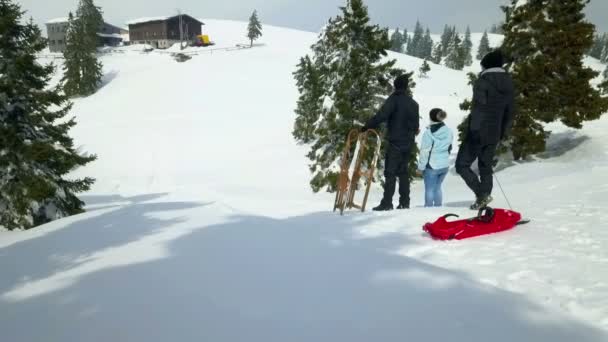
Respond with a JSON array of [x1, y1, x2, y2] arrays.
[[417, 123, 454, 171]]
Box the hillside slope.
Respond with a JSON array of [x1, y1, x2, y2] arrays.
[[1, 20, 608, 342]]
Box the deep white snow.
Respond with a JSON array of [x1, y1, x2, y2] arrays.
[[2, 19, 608, 342]]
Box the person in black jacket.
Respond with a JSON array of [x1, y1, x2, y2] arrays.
[[362, 74, 420, 211], [456, 49, 515, 210]]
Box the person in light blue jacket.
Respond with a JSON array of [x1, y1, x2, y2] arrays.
[[417, 109, 454, 207]]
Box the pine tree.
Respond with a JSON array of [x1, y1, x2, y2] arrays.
[[589, 33, 607, 59], [502, 0, 608, 160], [477, 30, 492, 60], [421, 28, 434, 59], [431, 42, 442, 64], [293, 56, 325, 143], [247, 10, 263, 47], [462, 26, 473, 66], [489, 23, 504, 34], [440, 24, 452, 57], [292, 0, 416, 192], [601, 65, 608, 94], [0, 0, 96, 230], [444, 33, 464, 70], [62, 13, 81, 96], [419, 59, 431, 78], [407, 20, 424, 57], [62, 0, 103, 97], [601, 43, 608, 63], [402, 28, 409, 48], [390, 28, 404, 52]]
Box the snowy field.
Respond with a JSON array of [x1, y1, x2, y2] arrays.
[[2, 20, 608, 342]]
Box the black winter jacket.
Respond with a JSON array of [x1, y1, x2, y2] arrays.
[[364, 90, 420, 150], [469, 68, 515, 146]]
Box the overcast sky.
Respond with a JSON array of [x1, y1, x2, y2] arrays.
[[20, 0, 608, 34]]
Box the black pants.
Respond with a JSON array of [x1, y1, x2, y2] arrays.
[[382, 144, 411, 206], [455, 133, 497, 198]]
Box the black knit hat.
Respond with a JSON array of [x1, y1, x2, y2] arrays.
[[481, 49, 505, 69], [393, 74, 409, 90], [430, 108, 447, 122]]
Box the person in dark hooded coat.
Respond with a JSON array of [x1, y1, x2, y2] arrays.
[[456, 49, 515, 210], [362, 74, 420, 211]]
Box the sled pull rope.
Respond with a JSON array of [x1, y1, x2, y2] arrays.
[[494, 173, 513, 210]]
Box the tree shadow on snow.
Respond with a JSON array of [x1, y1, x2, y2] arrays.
[[98, 70, 119, 91], [80, 193, 169, 207], [537, 131, 590, 159], [0, 193, 206, 299], [0, 198, 606, 342]]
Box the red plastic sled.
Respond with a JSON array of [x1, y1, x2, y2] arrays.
[[423, 207, 523, 240]]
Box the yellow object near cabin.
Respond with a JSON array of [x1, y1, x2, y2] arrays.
[[197, 35, 210, 44]]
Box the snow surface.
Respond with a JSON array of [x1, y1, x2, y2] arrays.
[[2, 19, 608, 342]]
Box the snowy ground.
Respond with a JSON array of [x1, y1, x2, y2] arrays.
[[2, 20, 608, 342]]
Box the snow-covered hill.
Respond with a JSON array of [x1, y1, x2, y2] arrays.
[[2, 20, 608, 342]]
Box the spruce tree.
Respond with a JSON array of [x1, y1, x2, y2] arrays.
[[440, 24, 452, 57], [601, 43, 608, 63], [431, 42, 443, 64], [0, 0, 96, 230], [390, 28, 404, 52], [421, 28, 434, 59], [407, 20, 424, 57], [292, 0, 416, 192], [589, 34, 607, 59], [419, 59, 431, 78], [62, 0, 103, 97], [601, 66, 608, 94], [489, 23, 504, 34], [462, 26, 473, 66], [62, 13, 81, 96], [502, 0, 608, 160], [247, 10, 263, 47], [444, 33, 464, 70], [477, 30, 492, 60], [402, 28, 409, 48], [293, 56, 325, 143]]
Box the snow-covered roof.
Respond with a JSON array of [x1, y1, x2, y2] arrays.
[[46, 17, 69, 24], [97, 33, 123, 39], [126, 15, 204, 26], [126, 17, 170, 26]]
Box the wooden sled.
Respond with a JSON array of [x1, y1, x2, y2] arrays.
[[333, 129, 382, 215]]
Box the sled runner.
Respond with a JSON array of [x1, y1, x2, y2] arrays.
[[334, 129, 382, 215], [423, 207, 528, 240]]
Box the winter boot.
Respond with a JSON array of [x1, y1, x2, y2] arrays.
[[373, 203, 394, 211], [396, 203, 410, 209], [470, 195, 493, 210]]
